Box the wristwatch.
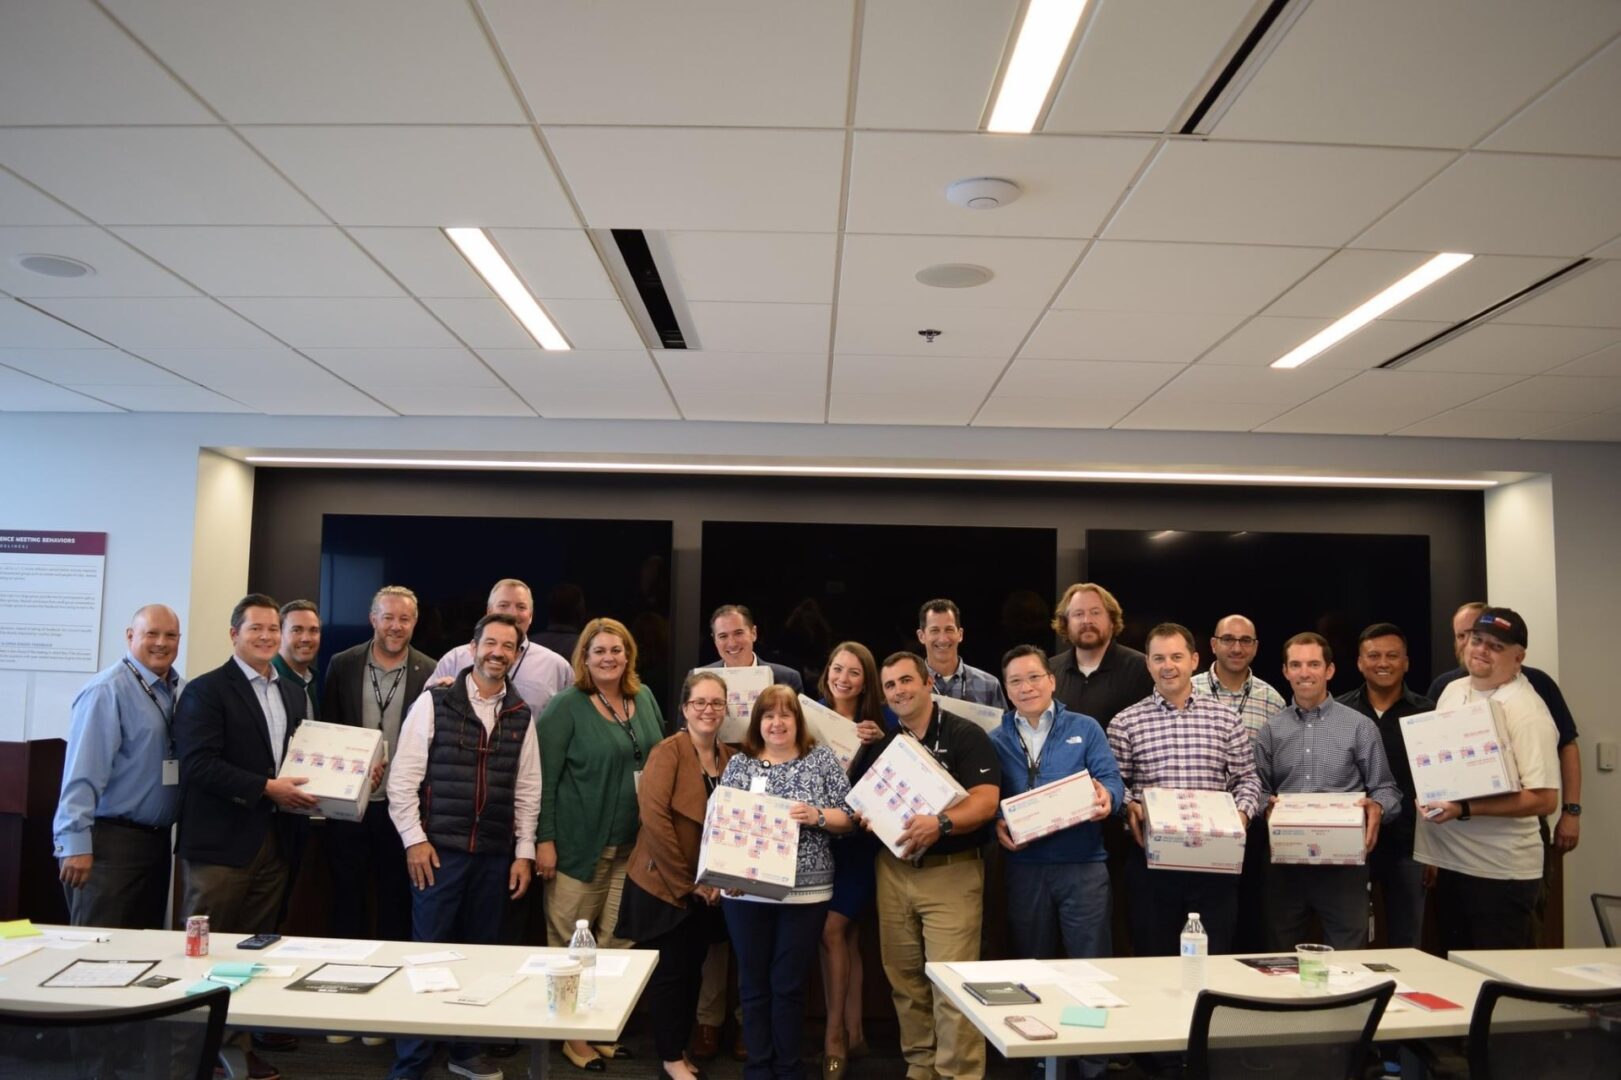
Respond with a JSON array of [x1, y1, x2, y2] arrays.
[[815, 809, 827, 829], [1562, 802, 1582, 817], [1457, 800, 1472, 821], [936, 812, 955, 836]]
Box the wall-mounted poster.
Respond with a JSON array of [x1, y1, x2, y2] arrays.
[[0, 530, 107, 672]]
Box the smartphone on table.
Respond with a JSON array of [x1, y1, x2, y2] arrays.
[[1005, 1015, 1058, 1040], [236, 933, 281, 950]]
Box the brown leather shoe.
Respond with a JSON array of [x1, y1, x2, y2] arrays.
[[732, 1025, 748, 1062], [688, 1024, 721, 1061]]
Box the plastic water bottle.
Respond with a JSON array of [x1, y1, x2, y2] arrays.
[[568, 919, 597, 1008], [1180, 912, 1208, 994]]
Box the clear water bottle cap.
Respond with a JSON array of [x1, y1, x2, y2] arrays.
[[1188, 912, 1200, 920], [575, 919, 589, 928]]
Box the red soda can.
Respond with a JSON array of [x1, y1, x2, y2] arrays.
[[185, 914, 210, 957]]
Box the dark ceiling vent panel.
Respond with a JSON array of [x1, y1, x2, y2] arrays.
[[1179, 0, 1306, 136], [1378, 259, 1596, 370], [600, 228, 691, 350]]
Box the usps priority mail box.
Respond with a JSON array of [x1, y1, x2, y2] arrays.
[[1268, 792, 1366, 865], [1142, 787, 1245, 874], [280, 720, 384, 822], [1001, 770, 1100, 846], [845, 734, 968, 859], [695, 785, 800, 900], [1401, 699, 1522, 803]]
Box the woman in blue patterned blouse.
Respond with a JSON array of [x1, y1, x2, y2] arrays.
[[718, 685, 853, 1080]]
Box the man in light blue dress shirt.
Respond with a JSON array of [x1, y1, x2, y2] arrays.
[[53, 604, 185, 929]]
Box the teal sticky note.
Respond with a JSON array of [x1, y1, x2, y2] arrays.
[[208, 962, 262, 979], [1060, 1005, 1109, 1028], [186, 978, 232, 996]]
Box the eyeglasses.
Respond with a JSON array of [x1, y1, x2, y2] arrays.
[[687, 698, 727, 712], [1005, 674, 1053, 691], [1214, 635, 1258, 648]]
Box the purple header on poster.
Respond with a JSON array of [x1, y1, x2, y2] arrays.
[[0, 530, 108, 556]]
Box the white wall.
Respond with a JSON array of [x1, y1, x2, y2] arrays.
[[2, 411, 1617, 939], [187, 450, 255, 674], [1485, 474, 1559, 677]]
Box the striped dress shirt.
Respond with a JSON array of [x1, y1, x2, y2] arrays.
[[1108, 689, 1262, 818], [1255, 698, 1403, 820]]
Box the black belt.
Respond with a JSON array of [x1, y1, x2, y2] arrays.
[[96, 817, 168, 834]]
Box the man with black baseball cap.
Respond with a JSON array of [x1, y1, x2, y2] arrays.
[[1414, 606, 1561, 950]]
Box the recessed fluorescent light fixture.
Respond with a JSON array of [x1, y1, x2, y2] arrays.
[[986, 0, 1090, 133], [1271, 252, 1473, 370], [443, 227, 570, 350], [244, 456, 1496, 489]]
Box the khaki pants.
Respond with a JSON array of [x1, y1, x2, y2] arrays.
[[544, 845, 632, 948], [876, 850, 985, 1080], [180, 830, 288, 936]]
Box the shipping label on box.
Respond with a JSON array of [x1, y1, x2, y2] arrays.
[[1268, 792, 1367, 865], [1001, 770, 1099, 846], [1142, 787, 1245, 874], [799, 694, 862, 771], [845, 734, 968, 859], [699, 666, 774, 744], [695, 785, 800, 900], [933, 694, 1003, 734], [281, 720, 384, 822], [1401, 699, 1522, 803]]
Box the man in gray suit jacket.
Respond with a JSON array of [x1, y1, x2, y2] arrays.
[[320, 585, 436, 941]]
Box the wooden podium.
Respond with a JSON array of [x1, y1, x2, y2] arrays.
[[0, 738, 68, 923]]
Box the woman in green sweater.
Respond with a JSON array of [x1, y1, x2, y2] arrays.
[[537, 616, 665, 1071]]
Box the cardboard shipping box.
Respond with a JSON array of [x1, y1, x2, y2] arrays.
[[695, 785, 800, 900], [933, 694, 1003, 734], [1401, 698, 1522, 803], [1142, 787, 1246, 874], [1268, 792, 1367, 865], [701, 666, 774, 744], [845, 734, 968, 859], [1001, 770, 1100, 846], [279, 720, 384, 822], [798, 694, 862, 771]]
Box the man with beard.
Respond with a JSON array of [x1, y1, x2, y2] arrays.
[[1048, 583, 1153, 730], [272, 600, 321, 721], [433, 578, 572, 716], [387, 613, 539, 1080]]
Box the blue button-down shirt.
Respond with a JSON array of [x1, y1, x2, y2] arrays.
[[932, 657, 1006, 709], [234, 655, 288, 770], [53, 654, 185, 857], [1255, 697, 1403, 821]]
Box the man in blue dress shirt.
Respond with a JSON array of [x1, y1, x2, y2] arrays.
[[53, 604, 185, 928]]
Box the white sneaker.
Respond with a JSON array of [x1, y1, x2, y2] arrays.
[[361, 1037, 388, 1047], [448, 1056, 503, 1080], [325, 1035, 354, 1044]]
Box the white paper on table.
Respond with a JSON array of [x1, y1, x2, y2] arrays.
[[38, 939, 91, 950], [595, 954, 630, 978], [447, 974, 523, 1006], [301, 963, 395, 986], [268, 937, 381, 961], [1554, 962, 1621, 987], [406, 967, 460, 993], [1042, 959, 1116, 983], [516, 954, 555, 976], [947, 960, 1057, 984], [403, 949, 465, 966], [42, 959, 154, 988], [255, 965, 298, 978], [1060, 981, 1127, 1008], [43, 930, 111, 943], [0, 942, 42, 966]]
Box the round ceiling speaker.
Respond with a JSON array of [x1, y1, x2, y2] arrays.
[[15, 253, 95, 278], [944, 177, 1022, 210], [915, 263, 995, 289]]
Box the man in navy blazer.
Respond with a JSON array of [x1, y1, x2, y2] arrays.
[[176, 593, 318, 936], [701, 602, 804, 691]]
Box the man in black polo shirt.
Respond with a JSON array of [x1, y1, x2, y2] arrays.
[[1048, 582, 1154, 729], [1337, 623, 1433, 948], [858, 652, 1000, 1080]]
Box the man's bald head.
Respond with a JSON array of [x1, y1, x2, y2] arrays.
[[127, 605, 181, 676]]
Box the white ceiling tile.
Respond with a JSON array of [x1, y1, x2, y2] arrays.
[[1352, 154, 1621, 257], [0, 128, 323, 225], [27, 297, 278, 348], [1391, 408, 1590, 440], [0, 367, 119, 411], [1254, 370, 1522, 434], [1547, 342, 1621, 377], [1400, 324, 1621, 375], [102, 0, 523, 123], [973, 393, 1138, 429], [1107, 141, 1452, 247], [0, 300, 106, 349], [1591, 235, 1621, 259], [300, 347, 500, 389], [854, 0, 1017, 129], [370, 385, 535, 417], [1022, 309, 1240, 363], [1046, 0, 1254, 133], [489, 230, 618, 300], [243, 126, 576, 227], [223, 298, 456, 349], [0, 0, 213, 125], [831, 354, 1002, 398], [123, 345, 332, 386], [1142, 363, 1357, 406], [0, 227, 195, 297], [481, 349, 678, 421], [1460, 375, 1621, 413], [79, 383, 253, 413], [1492, 261, 1621, 328], [1214, 0, 1621, 147], [545, 128, 845, 232], [112, 226, 401, 297], [657, 351, 827, 398], [685, 302, 830, 353], [1113, 398, 1286, 432], [1264, 251, 1572, 324], [196, 379, 394, 416], [996, 358, 1182, 400], [1483, 37, 1621, 156], [841, 235, 1083, 308], [676, 390, 824, 424], [486, 0, 853, 127], [834, 304, 1036, 357], [828, 392, 978, 426], [0, 170, 85, 226], [348, 228, 488, 298], [0, 348, 182, 386], [1525, 412, 1621, 441], [847, 132, 1153, 238], [663, 232, 837, 304], [1056, 241, 1328, 313], [1196, 317, 1451, 369]]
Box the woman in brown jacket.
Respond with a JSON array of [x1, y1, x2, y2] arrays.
[[615, 670, 735, 1080]]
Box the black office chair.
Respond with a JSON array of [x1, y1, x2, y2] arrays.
[[0, 984, 230, 1080], [1592, 892, 1621, 947], [1467, 979, 1621, 1080], [1186, 981, 1394, 1080]]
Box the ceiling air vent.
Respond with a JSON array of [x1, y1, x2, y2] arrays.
[[590, 229, 695, 350]]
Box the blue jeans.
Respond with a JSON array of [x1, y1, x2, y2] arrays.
[[1007, 861, 1110, 1079], [390, 849, 511, 1079], [723, 898, 828, 1080]]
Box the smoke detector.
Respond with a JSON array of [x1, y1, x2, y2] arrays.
[[915, 263, 994, 289], [944, 177, 1021, 210], [14, 253, 95, 278]]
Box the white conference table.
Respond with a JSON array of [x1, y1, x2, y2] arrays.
[[928, 948, 1489, 1078], [0, 927, 656, 1079], [1449, 946, 1621, 990]]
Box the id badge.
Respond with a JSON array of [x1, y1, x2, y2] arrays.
[[162, 759, 180, 786], [750, 775, 769, 794], [633, 769, 643, 793]]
